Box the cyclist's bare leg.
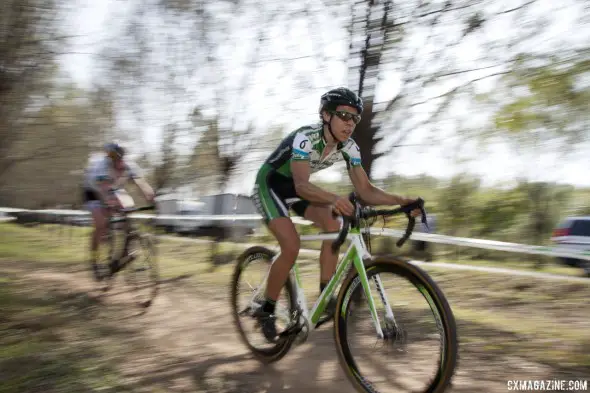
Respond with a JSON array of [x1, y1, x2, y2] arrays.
[[303, 205, 341, 290], [254, 217, 300, 340], [113, 190, 135, 258], [264, 217, 300, 302], [90, 205, 109, 261], [87, 204, 110, 280], [256, 208, 339, 340]]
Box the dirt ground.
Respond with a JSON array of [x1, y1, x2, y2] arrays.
[[1, 254, 589, 393]]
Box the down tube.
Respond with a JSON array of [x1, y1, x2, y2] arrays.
[[352, 241, 385, 339], [309, 241, 355, 325]]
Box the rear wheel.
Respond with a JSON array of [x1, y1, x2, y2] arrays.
[[230, 246, 297, 363], [89, 226, 115, 293]]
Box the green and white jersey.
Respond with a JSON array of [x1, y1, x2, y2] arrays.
[[252, 123, 362, 223], [260, 123, 363, 178]]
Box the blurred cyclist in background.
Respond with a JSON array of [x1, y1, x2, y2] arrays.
[[82, 142, 155, 280]]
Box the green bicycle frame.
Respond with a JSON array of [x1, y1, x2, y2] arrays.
[[255, 227, 393, 339]]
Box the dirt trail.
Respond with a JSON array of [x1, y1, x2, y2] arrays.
[[5, 261, 589, 393]]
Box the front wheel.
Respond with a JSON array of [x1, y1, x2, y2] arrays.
[[123, 232, 159, 308], [334, 256, 458, 393]]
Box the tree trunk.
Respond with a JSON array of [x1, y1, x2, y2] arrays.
[[352, 101, 382, 179]]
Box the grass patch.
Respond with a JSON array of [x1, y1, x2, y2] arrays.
[[264, 229, 585, 277], [0, 274, 133, 393], [4, 220, 586, 277], [2, 222, 590, 383], [0, 223, 90, 265]]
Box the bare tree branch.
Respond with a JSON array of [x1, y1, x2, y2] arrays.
[[382, 0, 454, 113], [409, 70, 510, 109], [417, 1, 480, 18], [424, 63, 508, 82], [495, 0, 538, 15]]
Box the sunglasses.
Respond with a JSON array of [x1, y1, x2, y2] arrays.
[[108, 151, 124, 160], [329, 110, 361, 125]]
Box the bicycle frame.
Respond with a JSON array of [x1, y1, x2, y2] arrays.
[[253, 227, 395, 339], [107, 207, 152, 270]]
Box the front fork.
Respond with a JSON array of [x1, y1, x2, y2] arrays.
[[372, 273, 398, 326], [110, 216, 137, 272], [353, 256, 399, 339]]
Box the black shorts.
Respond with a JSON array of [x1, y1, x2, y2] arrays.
[[82, 188, 100, 203], [252, 170, 310, 224]]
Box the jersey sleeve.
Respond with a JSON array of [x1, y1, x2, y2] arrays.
[[342, 140, 363, 170], [86, 158, 110, 190], [125, 160, 143, 179], [291, 132, 313, 162]]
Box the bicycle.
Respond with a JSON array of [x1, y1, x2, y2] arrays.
[[231, 192, 458, 393], [92, 205, 160, 308]]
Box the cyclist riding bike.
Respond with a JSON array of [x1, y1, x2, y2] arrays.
[[82, 142, 155, 280], [251, 87, 422, 342]]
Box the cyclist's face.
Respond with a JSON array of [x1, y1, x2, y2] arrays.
[[323, 105, 360, 143], [111, 156, 125, 170]]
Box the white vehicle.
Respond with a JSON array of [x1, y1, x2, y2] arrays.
[[191, 193, 261, 238], [550, 216, 590, 275], [175, 200, 207, 235], [155, 196, 205, 234], [154, 193, 261, 237], [154, 195, 180, 233]]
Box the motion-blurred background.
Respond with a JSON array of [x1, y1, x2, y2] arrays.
[[1, 0, 589, 392]]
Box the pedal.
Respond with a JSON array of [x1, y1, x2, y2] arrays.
[[278, 321, 303, 338], [278, 309, 305, 338]]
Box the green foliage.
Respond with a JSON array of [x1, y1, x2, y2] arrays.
[[493, 57, 590, 149], [520, 181, 573, 242], [370, 172, 584, 259], [310, 170, 585, 255], [473, 189, 526, 238], [437, 174, 481, 237]]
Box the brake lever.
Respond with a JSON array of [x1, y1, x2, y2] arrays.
[[395, 197, 425, 247], [330, 192, 361, 252], [420, 205, 430, 232], [396, 216, 415, 247]]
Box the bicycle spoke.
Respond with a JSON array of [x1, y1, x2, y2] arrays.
[[122, 233, 159, 308], [335, 259, 457, 393], [231, 246, 298, 364]]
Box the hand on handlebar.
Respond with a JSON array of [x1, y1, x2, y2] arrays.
[[106, 195, 123, 211], [333, 195, 355, 217], [144, 190, 155, 203], [399, 197, 423, 218], [330, 192, 427, 251]]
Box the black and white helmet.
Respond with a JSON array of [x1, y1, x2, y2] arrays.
[[319, 87, 363, 114], [104, 142, 125, 159]]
